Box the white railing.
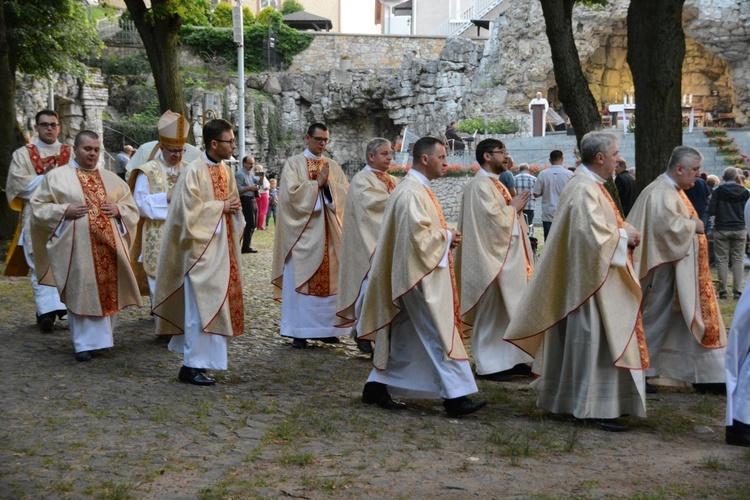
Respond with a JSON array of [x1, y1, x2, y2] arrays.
[[429, 0, 506, 37], [97, 18, 142, 46]]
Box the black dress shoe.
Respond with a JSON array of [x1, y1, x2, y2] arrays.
[[75, 351, 92, 362], [319, 336, 340, 344], [476, 371, 513, 382], [37, 311, 56, 333], [356, 340, 373, 354], [443, 396, 487, 417], [241, 248, 258, 254], [362, 382, 407, 410], [178, 366, 215, 386], [726, 420, 750, 447], [595, 419, 628, 432], [734, 291, 742, 300], [292, 338, 308, 349], [56, 309, 68, 320], [693, 383, 726, 395], [646, 382, 658, 394], [719, 291, 728, 299]]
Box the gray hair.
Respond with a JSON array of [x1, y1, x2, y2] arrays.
[[667, 146, 703, 171], [723, 166, 739, 182], [580, 131, 618, 165], [366, 138, 391, 161], [518, 163, 529, 172]]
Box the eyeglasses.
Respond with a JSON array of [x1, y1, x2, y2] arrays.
[[489, 149, 507, 155], [216, 138, 237, 145], [163, 147, 185, 156], [310, 136, 329, 144], [37, 122, 59, 129]]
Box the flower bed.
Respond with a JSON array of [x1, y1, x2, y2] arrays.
[[708, 137, 735, 147], [717, 144, 740, 156], [704, 128, 728, 138]]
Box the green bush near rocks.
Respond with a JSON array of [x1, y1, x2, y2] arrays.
[[457, 117, 520, 135]]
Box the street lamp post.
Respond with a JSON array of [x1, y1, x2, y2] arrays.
[[233, 2, 245, 163]]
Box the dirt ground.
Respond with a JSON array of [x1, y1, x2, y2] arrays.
[[1, 227, 749, 499]]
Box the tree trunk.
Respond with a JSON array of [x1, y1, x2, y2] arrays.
[[627, 0, 686, 194], [0, 4, 24, 240], [124, 0, 191, 134], [539, 0, 602, 148]]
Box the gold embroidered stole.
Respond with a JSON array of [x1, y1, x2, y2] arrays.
[[372, 170, 396, 193], [75, 169, 119, 315], [597, 184, 650, 368], [676, 188, 722, 348], [304, 157, 332, 296], [423, 186, 463, 339], [490, 177, 533, 281], [208, 164, 244, 335], [27, 144, 72, 174]]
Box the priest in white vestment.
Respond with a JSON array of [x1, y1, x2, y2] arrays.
[[627, 146, 727, 393], [357, 137, 487, 417], [128, 111, 189, 301], [505, 131, 648, 432], [271, 123, 348, 348], [152, 119, 245, 386], [30, 131, 142, 362], [335, 138, 399, 354], [455, 138, 534, 381], [5, 109, 69, 331], [726, 199, 750, 447]]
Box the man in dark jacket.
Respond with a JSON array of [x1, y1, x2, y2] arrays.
[[709, 167, 750, 299], [614, 160, 636, 217]]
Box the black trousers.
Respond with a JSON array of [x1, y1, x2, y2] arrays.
[[240, 196, 257, 250]]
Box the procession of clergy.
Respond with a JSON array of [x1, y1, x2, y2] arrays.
[[6, 108, 750, 445]]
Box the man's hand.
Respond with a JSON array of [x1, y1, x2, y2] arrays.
[[65, 203, 90, 220], [625, 225, 641, 248], [42, 158, 57, 174], [692, 215, 705, 234], [450, 230, 462, 249], [511, 190, 530, 213], [100, 203, 120, 218], [317, 164, 330, 188], [167, 188, 174, 204], [224, 197, 241, 214]]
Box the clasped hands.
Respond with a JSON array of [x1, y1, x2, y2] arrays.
[[224, 197, 241, 214], [65, 203, 120, 219]]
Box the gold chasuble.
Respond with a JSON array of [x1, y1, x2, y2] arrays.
[[335, 168, 399, 327], [5, 143, 72, 276], [626, 175, 726, 349], [271, 154, 348, 300], [127, 158, 186, 295], [152, 157, 244, 337], [504, 170, 647, 371], [455, 172, 534, 335], [358, 175, 467, 370], [29, 164, 142, 316]]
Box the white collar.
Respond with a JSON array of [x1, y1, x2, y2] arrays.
[[202, 152, 219, 166], [71, 159, 98, 172], [477, 168, 499, 179], [34, 140, 61, 150], [580, 165, 605, 184], [407, 169, 430, 186], [304, 149, 322, 161], [662, 172, 680, 189]]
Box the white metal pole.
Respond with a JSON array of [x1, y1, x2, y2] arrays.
[[234, 2, 245, 163]]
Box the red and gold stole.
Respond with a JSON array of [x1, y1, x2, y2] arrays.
[[303, 157, 332, 296], [27, 144, 72, 174], [598, 184, 650, 368], [208, 163, 244, 336], [423, 186, 463, 339], [677, 188, 723, 348], [75, 168, 119, 315], [372, 170, 396, 193], [489, 177, 533, 281]]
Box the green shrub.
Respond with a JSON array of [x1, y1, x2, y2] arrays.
[[256, 7, 283, 26], [101, 53, 151, 76], [281, 0, 304, 15], [457, 117, 520, 135], [180, 24, 313, 72], [212, 2, 233, 27]]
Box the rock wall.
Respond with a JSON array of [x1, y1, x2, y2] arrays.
[[287, 33, 466, 74]]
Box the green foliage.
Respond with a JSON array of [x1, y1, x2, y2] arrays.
[[101, 53, 151, 76], [6, 0, 103, 78], [180, 25, 314, 72], [256, 6, 283, 25], [457, 118, 520, 135], [212, 2, 233, 27], [149, 0, 211, 27], [242, 6, 255, 25], [281, 0, 305, 15]]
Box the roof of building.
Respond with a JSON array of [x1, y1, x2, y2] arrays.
[[282, 10, 333, 32]]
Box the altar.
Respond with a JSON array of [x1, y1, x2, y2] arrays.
[[607, 104, 697, 133]]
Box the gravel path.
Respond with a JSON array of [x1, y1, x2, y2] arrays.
[[1, 228, 749, 498]]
